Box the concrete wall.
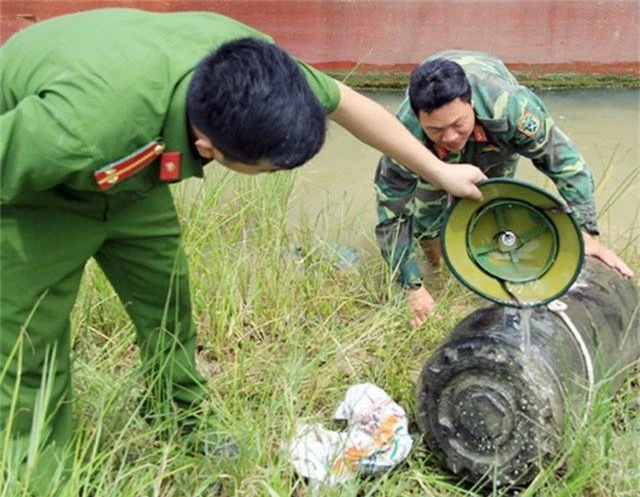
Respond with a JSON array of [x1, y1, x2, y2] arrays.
[[1, 0, 638, 75]]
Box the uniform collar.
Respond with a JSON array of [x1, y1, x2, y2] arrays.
[[162, 73, 206, 179], [470, 90, 509, 134], [435, 144, 448, 160]]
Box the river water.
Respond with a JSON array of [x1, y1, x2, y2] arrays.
[[289, 88, 640, 257]]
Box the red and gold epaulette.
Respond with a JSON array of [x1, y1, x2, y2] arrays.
[[94, 140, 166, 190]]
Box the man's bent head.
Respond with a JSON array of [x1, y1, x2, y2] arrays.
[[187, 38, 327, 170]]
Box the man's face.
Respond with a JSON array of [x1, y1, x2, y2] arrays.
[[418, 98, 475, 152]]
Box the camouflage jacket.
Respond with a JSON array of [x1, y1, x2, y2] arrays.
[[375, 50, 598, 288]]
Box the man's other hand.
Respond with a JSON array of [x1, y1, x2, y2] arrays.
[[583, 232, 634, 279], [407, 286, 436, 328]]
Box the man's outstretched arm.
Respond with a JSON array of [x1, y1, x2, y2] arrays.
[[329, 81, 487, 200]]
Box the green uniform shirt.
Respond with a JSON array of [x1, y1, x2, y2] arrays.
[[0, 8, 341, 207], [375, 50, 598, 287]]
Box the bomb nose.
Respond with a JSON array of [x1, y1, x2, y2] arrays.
[[455, 384, 515, 446]]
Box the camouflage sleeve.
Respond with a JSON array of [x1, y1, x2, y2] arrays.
[[374, 154, 423, 287], [508, 87, 599, 234]]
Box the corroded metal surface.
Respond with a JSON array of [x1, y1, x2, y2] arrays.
[[1, 1, 638, 76], [416, 258, 640, 485]]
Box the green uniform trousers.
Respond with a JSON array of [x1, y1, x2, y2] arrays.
[[1, 185, 207, 492]]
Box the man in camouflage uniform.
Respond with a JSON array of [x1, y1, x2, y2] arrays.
[[375, 50, 633, 328]]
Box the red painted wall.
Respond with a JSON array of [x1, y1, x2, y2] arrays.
[[1, 0, 638, 75]]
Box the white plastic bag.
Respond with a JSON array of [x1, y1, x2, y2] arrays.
[[288, 383, 413, 487]]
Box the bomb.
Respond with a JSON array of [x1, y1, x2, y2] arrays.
[[416, 258, 639, 485]]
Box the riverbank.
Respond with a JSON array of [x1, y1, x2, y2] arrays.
[[327, 71, 640, 91]]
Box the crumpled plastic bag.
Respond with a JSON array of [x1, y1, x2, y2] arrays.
[[288, 383, 413, 487]]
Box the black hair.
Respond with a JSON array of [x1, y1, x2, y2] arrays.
[[186, 37, 327, 169], [408, 58, 471, 115]]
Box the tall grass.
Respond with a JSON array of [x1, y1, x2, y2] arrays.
[[2, 165, 638, 496]]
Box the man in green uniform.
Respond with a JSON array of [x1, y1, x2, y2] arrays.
[[375, 50, 633, 328], [0, 9, 488, 493]]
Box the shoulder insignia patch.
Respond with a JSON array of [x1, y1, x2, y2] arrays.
[[94, 140, 165, 190], [159, 151, 182, 181], [517, 110, 541, 138]]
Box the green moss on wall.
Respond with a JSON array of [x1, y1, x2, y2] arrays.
[[328, 70, 640, 91]]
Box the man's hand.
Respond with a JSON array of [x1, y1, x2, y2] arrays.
[[407, 286, 436, 328], [433, 163, 486, 201], [583, 232, 634, 279]]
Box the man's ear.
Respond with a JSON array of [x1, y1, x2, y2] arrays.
[[191, 122, 223, 161], [194, 136, 216, 160]]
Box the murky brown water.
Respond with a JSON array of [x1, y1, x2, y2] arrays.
[[290, 88, 640, 256]]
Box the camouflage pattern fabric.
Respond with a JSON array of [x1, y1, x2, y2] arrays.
[[375, 50, 598, 287]]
